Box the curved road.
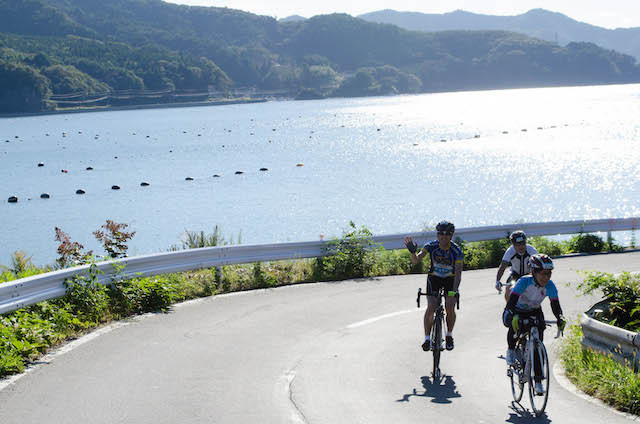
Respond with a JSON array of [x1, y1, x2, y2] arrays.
[[1, 251, 639, 423]]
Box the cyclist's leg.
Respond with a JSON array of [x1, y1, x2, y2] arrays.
[[423, 275, 440, 337], [424, 296, 437, 335], [440, 276, 456, 349], [533, 308, 546, 380], [444, 295, 456, 332]]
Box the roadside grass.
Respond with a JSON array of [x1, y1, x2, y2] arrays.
[[559, 323, 640, 415]]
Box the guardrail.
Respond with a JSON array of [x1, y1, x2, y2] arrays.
[[1, 217, 638, 315], [581, 313, 640, 372]]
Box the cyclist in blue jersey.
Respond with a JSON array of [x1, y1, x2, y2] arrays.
[[502, 254, 566, 394], [404, 220, 464, 351]]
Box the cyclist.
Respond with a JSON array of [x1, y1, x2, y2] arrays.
[[404, 220, 463, 352], [502, 254, 566, 395], [495, 230, 538, 301]]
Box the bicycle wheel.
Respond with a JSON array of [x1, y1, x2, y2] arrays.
[[528, 340, 550, 416], [509, 346, 525, 402], [432, 311, 443, 379]]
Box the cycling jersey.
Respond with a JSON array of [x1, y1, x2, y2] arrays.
[[501, 244, 538, 277], [421, 240, 464, 278], [511, 276, 559, 312]]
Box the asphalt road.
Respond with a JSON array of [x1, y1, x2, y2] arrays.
[[1, 251, 639, 424]]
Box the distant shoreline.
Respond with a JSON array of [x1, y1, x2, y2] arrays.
[[0, 98, 269, 119]]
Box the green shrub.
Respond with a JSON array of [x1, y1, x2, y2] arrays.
[[569, 233, 606, 253], [108, 276, 176, 316], [529, 236, 568, 256], [63, 264, 110, 323], [458, 238, 510, 270], [577, 271, 640, 331], [314, 222, 382, 281]]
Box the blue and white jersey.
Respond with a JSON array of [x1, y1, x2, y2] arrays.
[[511, 276, 559, 312], [421, 240, 464, 278]]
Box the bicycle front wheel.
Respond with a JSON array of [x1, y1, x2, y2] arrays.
[[528, 340, 550, 416], [432, 312, 443, 379]]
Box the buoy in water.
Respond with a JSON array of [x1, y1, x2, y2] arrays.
[[185, 177, 194, 181], [111, 185, 120, 190], [213, 174, 221, 177], [86, 167, 93, 171], [40, 193, 50, 199], [38, 162, 44, 167], [296, 163, 304, 167], [76, 189, 85, 195], [235, 171, 244, 175], [260, 168, 268, 171], [140, 182, 150, 186], [8, 196, 18, 203], [61, 169, 68, 173]]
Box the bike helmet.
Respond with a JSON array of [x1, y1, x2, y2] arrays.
[[529, 254, 554, 271], [436, 220, 455, 235], [510, 230, 527, 244]]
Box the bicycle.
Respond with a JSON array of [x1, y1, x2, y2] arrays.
[[416, 286, 459, 379], [507, 316, 562, 416]]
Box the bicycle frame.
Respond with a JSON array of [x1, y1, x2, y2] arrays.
[[417, 286, 459, 379]]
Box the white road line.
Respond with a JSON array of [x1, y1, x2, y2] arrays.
[[347, 309, 418, 329]]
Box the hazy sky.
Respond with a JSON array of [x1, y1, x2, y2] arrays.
[[165, 0, 640, 29]]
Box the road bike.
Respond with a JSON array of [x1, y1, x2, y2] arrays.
[[507, 316, 561, 416], [416, 286, 459, 379]]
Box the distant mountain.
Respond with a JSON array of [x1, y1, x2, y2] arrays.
[[358, 8, 640, 60], [279, 15, 307, 22], [2, 0, 640, 113]]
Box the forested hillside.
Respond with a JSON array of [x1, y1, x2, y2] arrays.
[[1, 0, 640, 113]]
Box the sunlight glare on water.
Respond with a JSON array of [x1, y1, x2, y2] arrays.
[[1, 84, 639, 265]]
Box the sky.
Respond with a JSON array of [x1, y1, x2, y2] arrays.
[[165, 0, 640, 29]]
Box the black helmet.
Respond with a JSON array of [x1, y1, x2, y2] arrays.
[[529, 254, 554, 271], [510, 230, 527, 244], [436, 220, 455, 235]]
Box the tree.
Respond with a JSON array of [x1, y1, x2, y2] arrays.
[[0, 62, 52, 112]]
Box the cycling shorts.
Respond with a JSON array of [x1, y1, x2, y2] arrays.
[[426, 275, 455, 297]]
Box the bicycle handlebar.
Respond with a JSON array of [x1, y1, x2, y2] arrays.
[[416, 287, 460, 309], [516, 318, 564, 338]]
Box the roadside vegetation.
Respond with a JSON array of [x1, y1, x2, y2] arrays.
[[0, 220, 634, 379], [557, 271, 640, 415], [559, 323, 640, 415]]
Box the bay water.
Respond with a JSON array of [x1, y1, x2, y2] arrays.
[[1, 84, 639, 266]]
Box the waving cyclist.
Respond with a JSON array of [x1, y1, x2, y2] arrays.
[[502, 254, 566, 394], [404, 220, 463, 352], [495, 230, 538, 301]]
